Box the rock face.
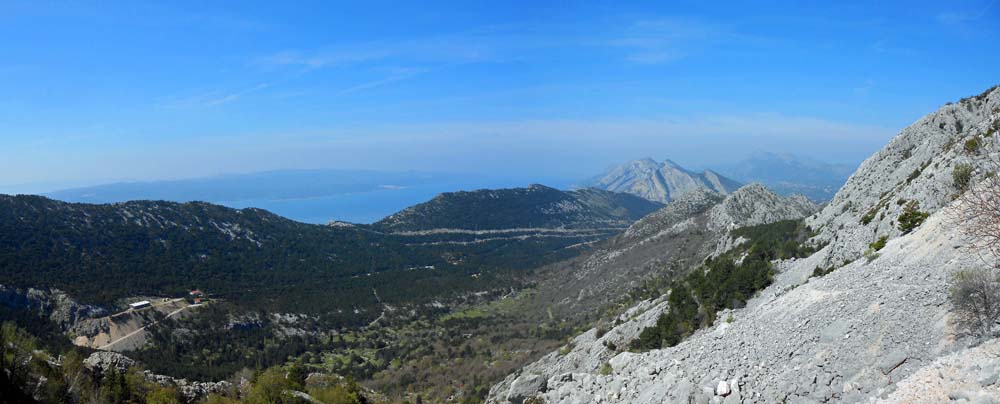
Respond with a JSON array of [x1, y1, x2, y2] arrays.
[[83, 352, 232, 401], [83, 351, 137, 375], [0, 285, 108, 330], [507, 374, 548, 404], [585, 158, 742, 203], [487, 86, 1000, 403], [807, 86, 1000, 267]]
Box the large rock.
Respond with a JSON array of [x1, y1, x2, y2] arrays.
[[716, 380, 731, 396], [83, 351, 136, 375], [507, 373, 548, 404]]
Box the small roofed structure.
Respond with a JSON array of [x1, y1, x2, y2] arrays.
[[189, 289, 203, 297], [129, 300, 151, 310]]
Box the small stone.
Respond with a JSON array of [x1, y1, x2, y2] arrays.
[[716, 380, 731, 396]]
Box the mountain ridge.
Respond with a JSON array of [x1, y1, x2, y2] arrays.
[[486, 84, 1000, 404], [372, 184, 662, 233], [584, 158, 742, 203]]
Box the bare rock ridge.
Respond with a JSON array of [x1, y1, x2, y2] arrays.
[[585, 158, 742, 203], [529, 183, 817, 328], [807, 85, 1000, 267], [488, 85, 1000, 403]]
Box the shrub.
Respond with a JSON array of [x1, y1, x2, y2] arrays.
[[630, 220, 811, 351], [953, 163, 973, 192], [863, 248, 880, 263], [949, 268, 1000, 338], [595, 324, 609, 339], [898, 201, 929, 234], [558, 344, 573, 356], [600, 362, 613, 375], [869, 236, 889, 251], [860, 209, 878, 225], [965, 137, 982, 154], [811, 266, 835, 278]]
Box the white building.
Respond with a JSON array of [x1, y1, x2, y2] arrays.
[[129, 300, 151, 310]]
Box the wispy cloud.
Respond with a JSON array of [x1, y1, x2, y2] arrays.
[[254, 29, 515, 72], [853, 79, 875, 96], [938, 0, 996, 24], [593, 17, 760, 65], [161, 82, 271, 109], [335, 67, 429, 96]]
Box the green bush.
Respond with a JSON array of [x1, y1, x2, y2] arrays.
[[558, 344, 573, 356], [965, 137, 981, 154], [630, 220, 812, 351], [600, 362, 613, 375], [811, 266, 834, 278], [869, 235, 888, 251], [898, 201, 929, 234], [953, 163, 973, 192]]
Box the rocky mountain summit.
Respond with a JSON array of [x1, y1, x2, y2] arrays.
[[488, 85, 1000, 404], [585, 158, 742, 203]]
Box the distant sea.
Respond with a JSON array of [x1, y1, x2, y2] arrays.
[[43, 176, 578, 225], [218, 182, 469, 224]]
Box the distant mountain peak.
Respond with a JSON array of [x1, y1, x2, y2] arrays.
[[712, 152, 856, 202], [584, 158, 742, 203]]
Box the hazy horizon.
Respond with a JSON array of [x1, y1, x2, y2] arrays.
[[3, 1, 998, 189]]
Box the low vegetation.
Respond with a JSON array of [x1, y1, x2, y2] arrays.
[[949, 156, 1000, 339], [949, 269, 1000, 338], [897, 200, 929, 234], [630, 220, 818, 351], [965, 137, 982, 154], [953, 163, 973, 192], [869, 235, 889, 251]]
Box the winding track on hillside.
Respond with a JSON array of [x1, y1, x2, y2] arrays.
[[98, 299, 195, 351]]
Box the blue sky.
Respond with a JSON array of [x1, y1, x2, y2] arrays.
[[1, 0, 998, 190]]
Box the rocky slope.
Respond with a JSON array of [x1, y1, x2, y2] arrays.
[[487, 85, 1000, 404], [0, 285, 108, 331], [807, 86, 1000, 267], [585, 158, 742, 203], [491, 207, 980, 403], [529, 184, 817, 323]]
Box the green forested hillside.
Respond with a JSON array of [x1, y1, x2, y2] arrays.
[[0, 191, 650, 324], [372, 185, 662, 232]]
